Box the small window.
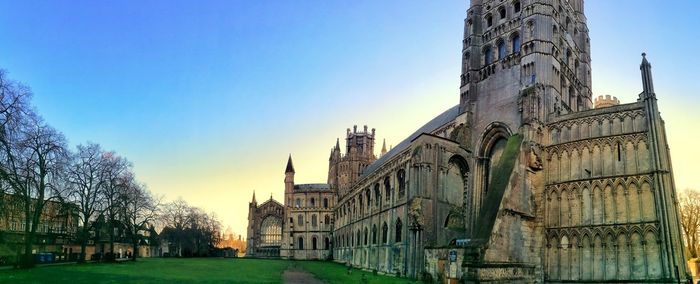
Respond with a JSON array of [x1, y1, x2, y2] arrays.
[[382, 222, 388, 244], [323, 198, 329, 208], [297, 214, 304, 226], [484, 46, 493, 65], [312, 214, 317, 227], [384, 177, 391, 201], [374, 184, 380, 206], [397, 170, 406, 198], [310, 198, 315, 207], [298, 237, 304, 250], [364, 227, 369, 245], [295, 198, 301, 208], [514, 1, 521, 13], [324, 215, 330, 226], [486, 14, 493, 27], [512, 34, 521, 53], [395, 218, 403, 242], [497, 41, 506, 60], [312, 237, 317, 250], [498, 7, 506, 19], [372, 225, 378, 244]]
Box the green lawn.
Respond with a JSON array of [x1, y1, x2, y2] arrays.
[[0, 258, 416, 283]]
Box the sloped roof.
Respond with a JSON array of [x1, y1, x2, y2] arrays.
[[361, 105, 460, 177], [294, 183, 331, 191], [285, 155, 295, 173]]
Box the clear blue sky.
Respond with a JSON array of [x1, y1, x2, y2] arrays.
[[0, 1, 698, 236]]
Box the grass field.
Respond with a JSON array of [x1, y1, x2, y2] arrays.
[[0, 258, 416, 283]]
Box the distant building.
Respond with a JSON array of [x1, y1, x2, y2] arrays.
[[0, 194, 79, 261]]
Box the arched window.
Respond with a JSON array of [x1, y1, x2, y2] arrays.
[[484, 46, 493, 65], [324, 237, 330, 250], [384, 177, 391, 201], [485, 14, 493, 27], [298, 237, 304, 250], [365, 189, 371, 210], [297, 214, 304, 226], [512, 34, 521, 53], [395, 218, 403, 242], [397, 170, 406, 198], [514, 1, 521, 13], [372, 224, 377, 244], [295, 198, 301, 208], [310, 198, 315, 207], [323, 198, 329, 208], [498, 6, 506, 19], [497, 40, 506, 60], [382, 222, 388, 244], [311, 214, 317, 227], [364, 227, 368, 245], [312, 236, 318, 250], [289, 217, 293, 224], [356, 230, 361, 246], [374, 184, 380, 206], [324, 215, 330, 226]]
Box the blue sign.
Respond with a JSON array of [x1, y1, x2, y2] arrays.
[[449, 250, 457, 262]]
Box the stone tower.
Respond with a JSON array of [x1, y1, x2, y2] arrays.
[[327, 125, 377, 196], [444, 0, 689, 282], [284, 155, 295, 205], [245, 191, 257, 256]]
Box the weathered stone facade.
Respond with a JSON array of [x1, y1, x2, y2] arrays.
[[246, 0, 690, 282], [247, 156, 336, 260], [246, 193, 283, 257]]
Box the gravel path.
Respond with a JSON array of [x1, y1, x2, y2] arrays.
[[282, 267, 324, 284]]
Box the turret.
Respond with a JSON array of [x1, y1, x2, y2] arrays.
[[380, 139, 387, 157], [251, 190, 257, 206], [640, 53, 655, 99], [594, 95, 620, 109], [284, 154, 295, 194]]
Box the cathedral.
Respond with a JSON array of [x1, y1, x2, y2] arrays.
[[246, 0, 690, 282]]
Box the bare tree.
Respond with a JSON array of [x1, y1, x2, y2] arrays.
[[100, 151, 130, 256], [67, 142, 108, 262], [122, 178, 160, 261], [160, 198, 190, 256], [0, 111, 68, 267], [0, 70, 32, 221], [680, 189, 700, 259]]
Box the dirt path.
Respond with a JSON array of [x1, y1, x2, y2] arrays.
[[282, 267, 324, 284]]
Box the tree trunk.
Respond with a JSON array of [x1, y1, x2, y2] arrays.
[[22, 230, 34, 268], [132, 241, 138, 261], [108, 217, 115, 255], [79, 242, 87, 263]]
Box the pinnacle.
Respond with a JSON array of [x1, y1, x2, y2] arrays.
[[285, 154, 295, 173]]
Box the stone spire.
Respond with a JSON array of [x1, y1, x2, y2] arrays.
[[381, 139, 387, 156], [285, 154, 295, 173], [335, 138, 340, 150], [251, 190, 257, 204], [640, 53, 655, 99]]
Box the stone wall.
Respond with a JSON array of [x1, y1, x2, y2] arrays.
[[543, 102, 670, 282]]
